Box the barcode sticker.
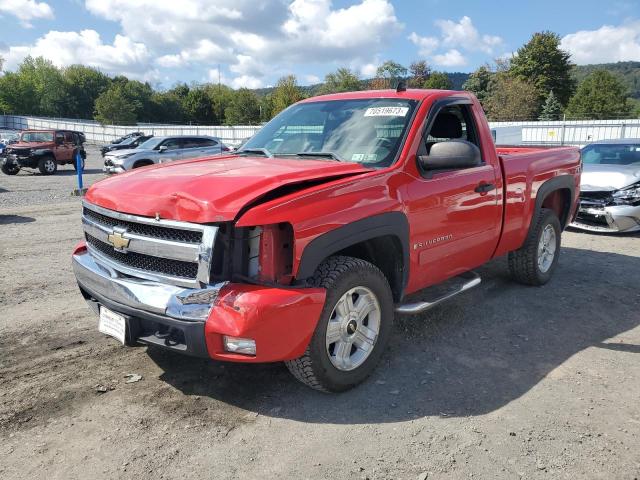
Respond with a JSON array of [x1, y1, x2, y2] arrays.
[[364, 107, 409, 117]]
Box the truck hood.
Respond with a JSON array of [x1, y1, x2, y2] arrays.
[[86, 155, 371, 222], [581, 164, 640, 191], [9, 141, 53, 149]]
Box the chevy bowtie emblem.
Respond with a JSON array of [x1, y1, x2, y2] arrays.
[[107, 231, 130, 250]]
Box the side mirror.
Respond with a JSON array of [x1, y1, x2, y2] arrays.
[[418, 140, 481, 170], [158, 145, 168, 152]]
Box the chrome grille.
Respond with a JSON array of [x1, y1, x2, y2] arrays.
[[81, 201, 218, 288]]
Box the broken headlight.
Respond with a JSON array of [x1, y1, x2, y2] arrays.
[[612, 182, 640, 205]]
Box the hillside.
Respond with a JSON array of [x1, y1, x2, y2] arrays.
[[573, 61, 640, 98]]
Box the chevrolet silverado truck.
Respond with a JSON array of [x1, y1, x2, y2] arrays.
[[2, 129, 86, 175], [72, 88, 581, 392]]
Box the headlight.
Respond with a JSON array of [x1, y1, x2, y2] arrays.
[[112, 153, 136, 162], [612, 183, 640, 205]]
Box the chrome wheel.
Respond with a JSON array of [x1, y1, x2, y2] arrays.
[[44, 159, 56, 173], [537, 224, 557, 273], [325, 286, 381, 371]]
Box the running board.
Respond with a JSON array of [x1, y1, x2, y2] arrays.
[[395, 271, 481, 314]]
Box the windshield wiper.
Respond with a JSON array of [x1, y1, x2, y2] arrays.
[[295, 151, 344, 162], [235, 147, 273, 158]]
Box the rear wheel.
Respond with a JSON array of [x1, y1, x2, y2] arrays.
[[285, 256, 393, 392], [38, 155, 57, 175], [508, 208, 561, 286]]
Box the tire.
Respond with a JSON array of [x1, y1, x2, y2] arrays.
[[1, 160, 20, 175], [38, 155, 57, 175], [508, 208, 561, 286], [285, 256, 394, 392]]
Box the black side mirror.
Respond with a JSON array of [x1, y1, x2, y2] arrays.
[[418, 140, 481, 170]]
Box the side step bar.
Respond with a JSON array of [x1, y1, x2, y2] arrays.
[[395, 271, 481, 314]]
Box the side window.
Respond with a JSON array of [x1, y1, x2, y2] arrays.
[[198, 138, 218, 147], [55, 132, 64, 144], [161, 138, 182, 150], [423, 104, 482, 163], [181, 138, 200, 149], [64, 132, 74, 143]]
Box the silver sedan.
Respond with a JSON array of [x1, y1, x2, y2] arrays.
[[571, 139, 640, 233]]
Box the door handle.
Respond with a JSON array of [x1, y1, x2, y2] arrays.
[[475, 182, 495, 194]]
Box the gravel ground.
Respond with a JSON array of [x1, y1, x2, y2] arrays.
[[0, 147, 639, 479]]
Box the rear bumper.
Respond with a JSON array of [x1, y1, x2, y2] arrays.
[[570, 204, 640, 233], [72, 245, 326, 362]]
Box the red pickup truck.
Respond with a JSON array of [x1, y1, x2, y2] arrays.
[[72, 88, 580, 392]]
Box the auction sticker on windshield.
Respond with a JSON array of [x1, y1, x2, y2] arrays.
[[364, 106, 409, 117], [99, 306, 126, 345]]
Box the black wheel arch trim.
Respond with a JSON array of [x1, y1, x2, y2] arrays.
[[296, 211, 410, 292], [532, 175, 576, 231]]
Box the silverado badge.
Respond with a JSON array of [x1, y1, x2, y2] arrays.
[[107, 231, 130, 250]]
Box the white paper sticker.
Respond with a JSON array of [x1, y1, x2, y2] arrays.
[[364, 106, 409, 117], [351, 153, 378, 162]]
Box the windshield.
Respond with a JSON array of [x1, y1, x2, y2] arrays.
[[137, 137, 164, 150], [241, 98, 418, 167], [582, 143, 640, 165], [20, 132, 54, 143]]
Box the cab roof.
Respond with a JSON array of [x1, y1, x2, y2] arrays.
[[299, 88, 469, 103]]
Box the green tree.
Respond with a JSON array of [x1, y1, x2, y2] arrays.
[[484, 73, 540, 121], [94, 85, 137, 125], [319, 68, 361, 94], [371, 60, 407, 89], [423, 71, 452, 89], [205, 83, 235, 125], [148, 91, 185, 123], [538, 90, 563, 120], [509, 31, 575, 107], [224, 88, 261, 125], [565, 70, 632, 119], [463, 65, 492, 104], [62, 65, 111, 118], [408, 60, 431, 88], [271, 75, 304, 115], [183, 87, 214, 124]]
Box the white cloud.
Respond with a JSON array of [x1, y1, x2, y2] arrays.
[[231, 75, 263, 89], [360, 62, 379, 77], [1, 29, 156, 81], [304, 74, 321, 84], [561, 21, 640, 64], [434, 16, 503, 54], [408, 32, 439, 57], [0, 0, 53, 27], [433, 49, 467, 67]]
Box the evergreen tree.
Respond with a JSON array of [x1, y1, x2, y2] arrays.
[[538, 90, 563, 120], [423, 72, 452, 90], [463, 65, 492, 105], [272, 75, 304, 115], [565, 70, 632, 119]]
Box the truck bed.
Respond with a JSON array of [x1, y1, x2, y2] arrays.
[[493, 146, 581, 257]]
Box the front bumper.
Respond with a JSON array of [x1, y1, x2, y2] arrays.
[[73, 245, 326, 362], [570, 204, 640, 233], [5, 154, 38, 168]]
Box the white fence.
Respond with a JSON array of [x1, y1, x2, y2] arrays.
[[1, 115, 639, 147], [0, 115, 261, 147]]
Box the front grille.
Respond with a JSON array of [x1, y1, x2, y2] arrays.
[[83, 207, 202, 243], [575, 212, 609, 228], [579, 190, 613, 207], [86, 233, 198, 280]]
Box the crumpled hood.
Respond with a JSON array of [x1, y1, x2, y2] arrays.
[[581, 164, 640, 191], [86, 155, 370, 222], [8, 141, 53, 149]]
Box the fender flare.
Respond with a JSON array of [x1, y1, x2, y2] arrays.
[[296, 211, 410, 290], [532, 175, 575, 230], [32, 149, 55, 158]]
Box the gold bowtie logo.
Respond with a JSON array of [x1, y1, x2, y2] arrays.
[[107, 231, 130, 250]]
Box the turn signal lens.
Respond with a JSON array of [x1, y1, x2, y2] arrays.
[[223, 336, 256, 355]]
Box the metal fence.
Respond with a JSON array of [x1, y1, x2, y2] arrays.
[[2, 115, 639, 147], [0, 115, 261, 147]]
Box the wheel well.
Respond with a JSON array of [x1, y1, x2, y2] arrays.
[[541, 188, 571, 228], [334, 235, 404, 302], [133, 160, 153, 168]]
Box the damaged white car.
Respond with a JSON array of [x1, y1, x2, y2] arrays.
[[572, 139, 640, 233]]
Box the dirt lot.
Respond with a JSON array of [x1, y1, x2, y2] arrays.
[[1, 146, 639, 479]]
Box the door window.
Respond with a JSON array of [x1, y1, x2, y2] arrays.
[[160, 138, 182, 150], [424, 104, 481, 154]]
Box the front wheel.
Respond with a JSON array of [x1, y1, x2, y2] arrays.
[[508, 208, 561, 286], [285, 256, 394, 392], [1, 160, 20, 175], [38, 156, 57, 175]]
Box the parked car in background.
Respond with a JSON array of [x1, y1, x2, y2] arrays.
[[103, 135, 229, 173], [1, 129, 86, 175], [111, 132, 145, 145], [101, 135, 153, 157], [571, 139, 640, 233]]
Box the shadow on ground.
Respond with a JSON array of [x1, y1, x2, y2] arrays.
[[148, 246, 640, 424], [0, 215, 35, 224]]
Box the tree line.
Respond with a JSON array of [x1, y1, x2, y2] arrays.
[[0, 31, 638, 126]]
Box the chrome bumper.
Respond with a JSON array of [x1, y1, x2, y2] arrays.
[[571, 204, 640, 233], [72, 250, 227, 321]]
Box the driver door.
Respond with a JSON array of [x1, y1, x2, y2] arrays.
[[406, 101, 502, 287]]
